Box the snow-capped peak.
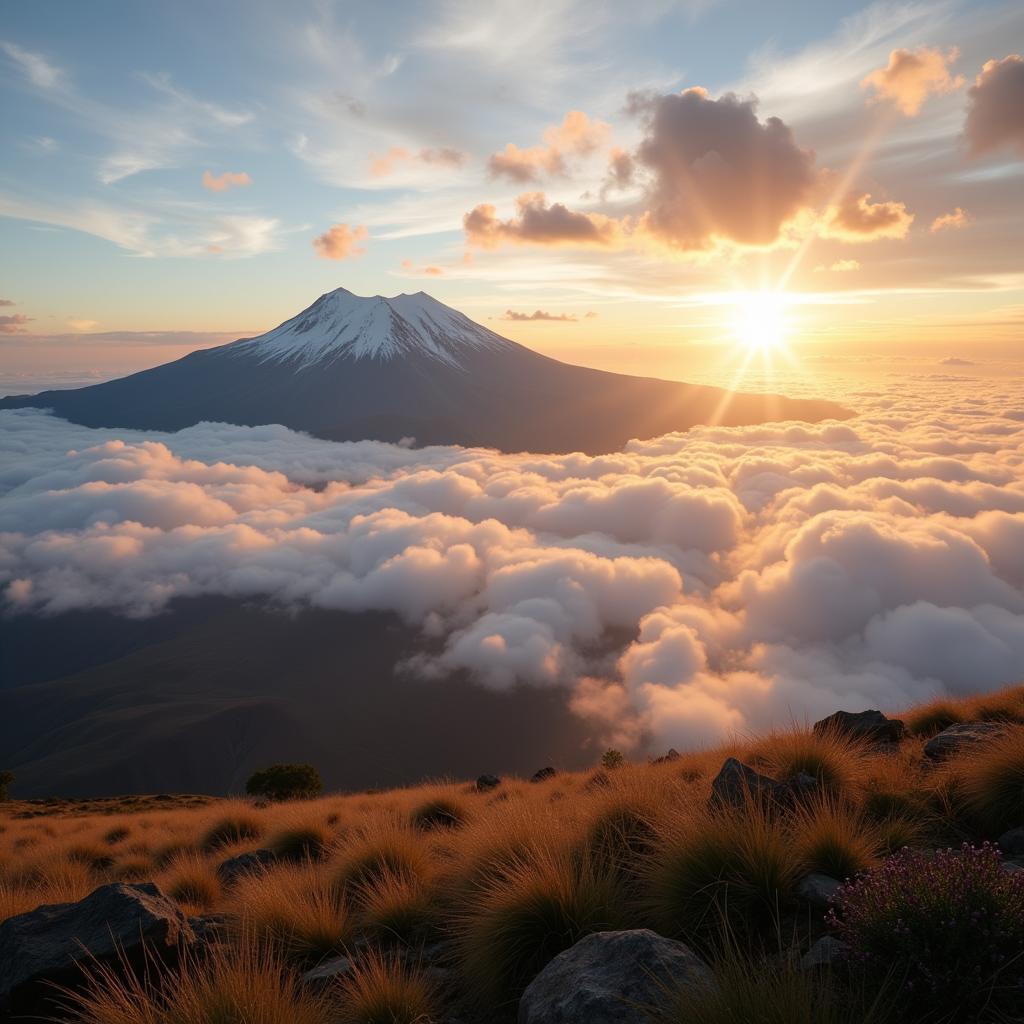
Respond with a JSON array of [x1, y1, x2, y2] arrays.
[[232, 287, 512, 369]]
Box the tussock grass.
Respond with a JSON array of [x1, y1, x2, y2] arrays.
[[267, 820, 333, 863], [456, 844, 626, 1006], [352, 867, 438, 944], [61, 935, 333, 1024], [159, 853, 221, 911], [411, 795, 468, 831], [200, 810, 263, 852], [954, 725, 1024, 835], [904, 699, 964, 738], [332, 818, 434, 899], [793, 798, 881, 881], [753, 726, 867, 793], [334, 950, 438, 1024], [229, 863, 351, 965]]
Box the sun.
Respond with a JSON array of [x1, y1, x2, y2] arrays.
[[731, 291, 790, 354]]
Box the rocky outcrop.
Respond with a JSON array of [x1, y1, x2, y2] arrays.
[[0, 882, 196, 1016], [216, 848, 277, 887], [796, 873, 841, 910], [813, 709, 905, 745], [923, 721, 1006, 760], [710, 758, 789, 808], [518, 929, 713, 1024]]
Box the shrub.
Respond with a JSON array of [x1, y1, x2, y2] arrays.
[[334, 950, 438, 1024], [829, 843, 1024, 1020], [0, 770, 14, 801], [246, 763, 323, 802], [955, 725, 1024, 835], [201, 813, 263, 852], [410, 796, 467, 831], [457, 847, 626, 1007], [600, 748, 625, 770]]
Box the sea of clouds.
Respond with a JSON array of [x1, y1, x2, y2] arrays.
[[2, 373, 1023, 751]]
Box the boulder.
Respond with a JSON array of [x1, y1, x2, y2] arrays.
[[801, 936, 849, 971], [518, 929, 713, 1024], [812, 709, 905, 745], [796, 873, 842, 910], [0, 882, 196, 1016], [923, 721, 1006, 760], [216, 848, 277, 887], [301, 954, 353, 989], [475, 774, 501, 792], [710, 757, 789, 808], [652, 748, 681, 765], [998, 827, 1024, 856], [530, 766, 556, 783]]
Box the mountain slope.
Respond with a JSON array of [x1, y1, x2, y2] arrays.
[[0, 288, 851, 453]]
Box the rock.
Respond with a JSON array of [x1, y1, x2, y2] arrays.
[[216, 848, 277, 887], [1004, 860, 1023, 874], [0, 882, 196, 1016], [518, 929, 713, 1024], [998, 827, 1024, 856], [652, 748, 681, 764], [923, 721, 1005, 760], [710, 757, 789, 808], [530, 766, 556, 783], [796, 873, 841, 909], [475, 774, 501, 792], [188, 913, 228, 943], [812, 709, 905, 745], [301, 954, 354, 988], [801, 936, 849, 971]]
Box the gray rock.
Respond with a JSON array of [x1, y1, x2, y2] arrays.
[[188, 913, 228, 943], [518, 928, 713, 1024], [812, 709, 905, 745], [1004, 860, 1023, 874], [999, 827, 1024, 855], [475, 774, 501, 792], [801, 936, 849, 971], [710, 757, 789, 808], [796, 873, 842, 909], [530, 766, 556, 783], [216, 848, 277, 887], [652, 748, 681, 764], [301, 954, 354, 988], [0, 882, 196, 1015], [923, 721, 1005, 760]]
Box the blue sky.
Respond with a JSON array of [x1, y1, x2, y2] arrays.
[[1, 0, 1022, 388]]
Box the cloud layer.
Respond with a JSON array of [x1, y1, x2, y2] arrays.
[[3, 374, 1024, 752]]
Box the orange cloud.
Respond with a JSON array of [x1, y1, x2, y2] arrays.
[[487, 111, 610, 183], [814, 259, 860, 272], [464, 193, 626, 249], [400, 259, 444, 276], [312, 223, 368, 261], [931, 207, 971, 232], [965, 55, 1024, 156], [862, 47, 963, 116], [370, 146, 465, 177], [822, 192, 914, 242], [201, 170, 253, 192], [500, 309, 579, 322], [0, 313, 33, 334]]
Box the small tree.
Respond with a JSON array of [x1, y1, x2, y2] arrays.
[[600, 749, 625, 771], [0, 770, 14, 801], [246, 762, 322, 801]]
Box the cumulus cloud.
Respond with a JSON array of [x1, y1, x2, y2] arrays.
[[487, 111, 610, 183], [965, 55, 1024, 157], [940, 356, 975, 366], [201, 170, 252, 192], [400, 259, 444, 277], [821, 192, 914, 241], [627, 87, 818, 249], [861, 46, 963, 116], [931, 207, 970, 232], [500, 309, 579, 322], [464, 192, 625, 249], [312, 223, 369, 261], [0, 314, 33, 335], [814, 259, 860, 273], [0, 299, 14, 307], [3, 372, 1024, 755]]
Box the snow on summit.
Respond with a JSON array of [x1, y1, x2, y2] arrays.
[[234, 287, 511, 369]]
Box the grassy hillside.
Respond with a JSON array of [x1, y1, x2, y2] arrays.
[[2, 684, 1023, 1023]]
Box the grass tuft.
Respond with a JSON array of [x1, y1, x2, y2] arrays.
[[334, 950, 438, 1024]]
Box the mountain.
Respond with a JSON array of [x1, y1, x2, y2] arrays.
[[0, 288, 850, 452]]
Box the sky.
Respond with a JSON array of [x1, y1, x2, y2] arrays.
[[1, 0, 1023, 391]]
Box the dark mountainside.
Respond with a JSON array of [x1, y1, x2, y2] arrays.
[[0, 600, 597, 798], [0, 288, 850, 452]]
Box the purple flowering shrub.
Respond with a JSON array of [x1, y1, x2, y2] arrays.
[[828, 843, 1024, 1018]]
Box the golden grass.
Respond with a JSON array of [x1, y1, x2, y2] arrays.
[[333, 949, 438, 1024], [953, 724, 1024, 835]]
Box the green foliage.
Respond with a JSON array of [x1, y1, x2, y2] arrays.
[[0, 770, 14, 801], [600, 748, 625, 770], [246, 763, 322, 802]]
